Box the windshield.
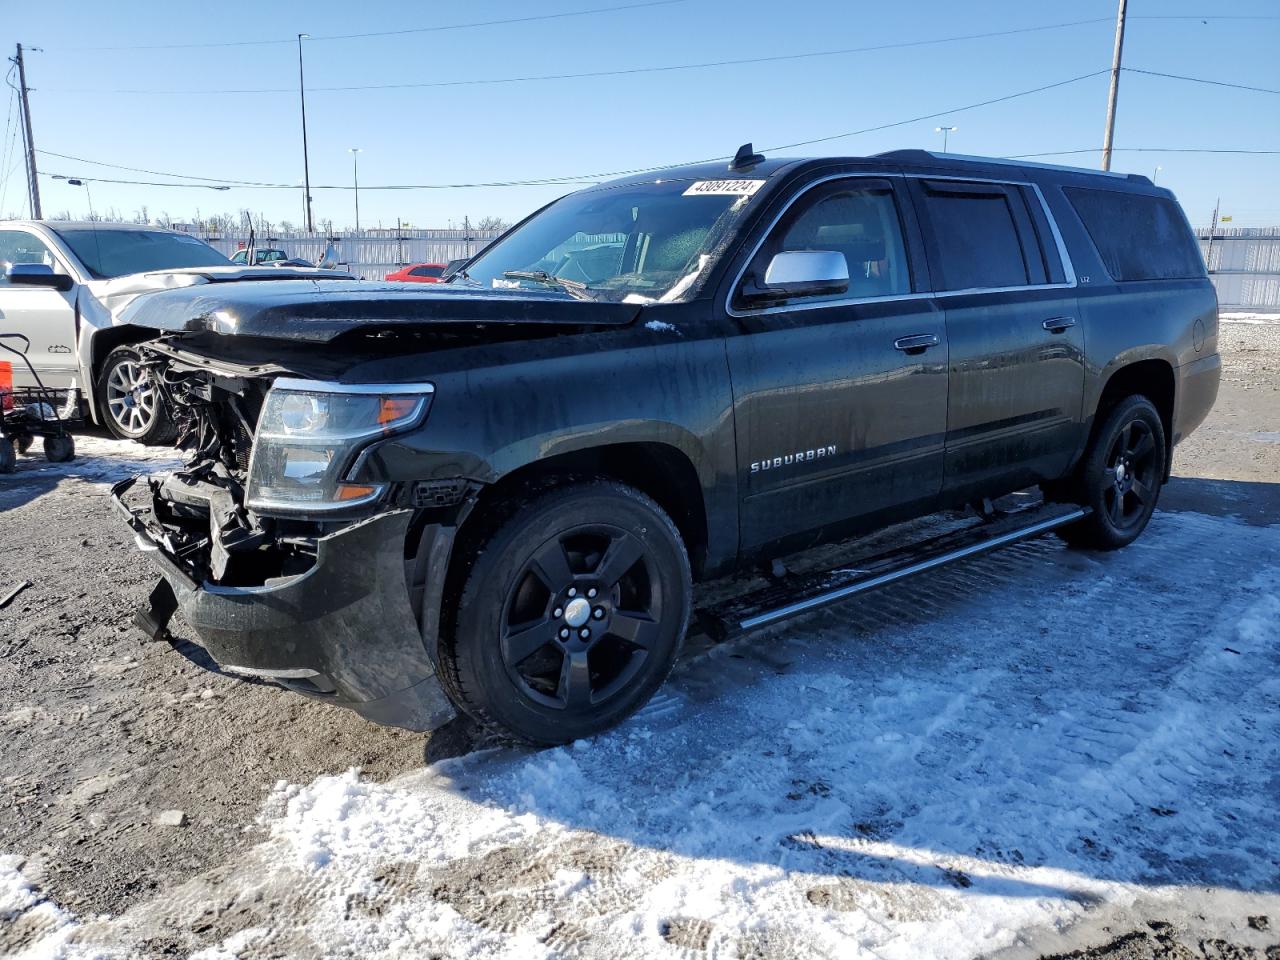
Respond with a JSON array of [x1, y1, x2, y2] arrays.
[[51, 228, 231, 279], [455, 177, 766, 302]]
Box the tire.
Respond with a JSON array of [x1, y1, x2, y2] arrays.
[[1057, 394, 1166, 551], [441, 480, 692, 745], [96, 345, 177, 445], [0, 438, 15, 474], [43, 433, 75, 463]]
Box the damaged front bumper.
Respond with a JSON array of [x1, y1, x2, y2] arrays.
[[111, 474, 457, 732]]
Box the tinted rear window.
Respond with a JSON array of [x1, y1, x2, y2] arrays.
[[918, 185, 1031, 290], [1064, 187, 1204, 281], [410, 265, 444, 277]]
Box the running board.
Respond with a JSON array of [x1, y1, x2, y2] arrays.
[[699, 502, 1088, 641]]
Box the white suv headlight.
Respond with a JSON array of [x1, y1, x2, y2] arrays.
[[246, 379, 434, 513]]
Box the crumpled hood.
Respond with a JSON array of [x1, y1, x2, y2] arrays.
[[113, 279, 642, 342], [93, 265, 355, 318]]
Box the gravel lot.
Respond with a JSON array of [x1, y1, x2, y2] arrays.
[[1, 319, 1277, 959]]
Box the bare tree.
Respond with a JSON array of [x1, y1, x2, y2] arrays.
[[476, 216, 510, 232], [133, 205, 150, 224]]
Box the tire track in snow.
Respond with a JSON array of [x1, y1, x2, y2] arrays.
[[3, 509, 1277, 959]]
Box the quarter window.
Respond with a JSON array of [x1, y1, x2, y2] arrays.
[[1064, 187, 1204, 282], [740, 179, 912, 307], [914, 181, 1044, 290]]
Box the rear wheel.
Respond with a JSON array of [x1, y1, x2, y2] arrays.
[[97, 345, 176, 445], [1057, 394, 1166, 550], [441, 480, 691, 745]]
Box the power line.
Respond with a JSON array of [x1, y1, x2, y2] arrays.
[[1123, 67, 1280, 96], [40, 70, 1114, 193], [58, 0, 685, 52], [764, 70, 1110, 152], [1011, 148, 1280, 158], [43, 17, 1118, 95], [36, 149, 295, 186]]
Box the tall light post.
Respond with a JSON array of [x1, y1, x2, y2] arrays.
[[935, 125, 957, 152], [297, 33, 314, 232], [348, 147, 361, 233], [52, 175, 94, 219]]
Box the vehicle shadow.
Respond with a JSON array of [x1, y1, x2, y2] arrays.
[[429, 475, 1280, 908]]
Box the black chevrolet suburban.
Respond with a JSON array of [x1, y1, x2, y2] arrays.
[[113, 147, 1219, 744]]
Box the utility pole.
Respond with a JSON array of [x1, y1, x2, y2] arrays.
[[348, 147, 361, 232], [1205, 197, 1220, 273], [13, 44, 42, 219], [297, 34, 314, 232], [1101, 0, 1128, 171]]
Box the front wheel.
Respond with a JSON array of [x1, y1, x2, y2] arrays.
[[96, 345, 176, 445], [440, 481, 692, 745], [1057, 394, 1166, 551]]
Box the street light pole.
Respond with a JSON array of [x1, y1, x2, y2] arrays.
[[1101, 0, 1128, 171], [297, 33, 314, 232], [935, 125, 957, 152], [348, 147, 361, 233]]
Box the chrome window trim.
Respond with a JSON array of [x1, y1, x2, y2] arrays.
[[271, 378, 436, 395], [725, 171, 1078, 319]]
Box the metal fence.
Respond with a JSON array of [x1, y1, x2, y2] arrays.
[[191, 225, 1280, 307], [1196, 226, 1280, 309], [199, 228, 503, 281]]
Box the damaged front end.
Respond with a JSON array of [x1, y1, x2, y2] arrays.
[[111, 341, 461, 731]]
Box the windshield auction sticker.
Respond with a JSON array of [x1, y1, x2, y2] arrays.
[[682, 179, 766, 197]]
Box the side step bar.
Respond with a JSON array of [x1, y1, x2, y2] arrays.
[[699, 502, 1088, 641]]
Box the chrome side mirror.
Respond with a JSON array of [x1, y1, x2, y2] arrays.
[[6, 262, 74, 292], [743, 250, 849, 303]]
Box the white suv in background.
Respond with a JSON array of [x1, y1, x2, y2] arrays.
[[0, 222, 348, 444]]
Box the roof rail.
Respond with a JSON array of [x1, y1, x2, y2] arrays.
[[873, 149, 1149, 183]]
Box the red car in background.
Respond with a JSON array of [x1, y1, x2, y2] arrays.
[[385, 262, 447, 283]]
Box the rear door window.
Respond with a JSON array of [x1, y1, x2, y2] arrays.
[[1064, 187, 1204, 281], [912, 180, 1048, 290]]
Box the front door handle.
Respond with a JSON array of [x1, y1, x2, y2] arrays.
[[893, 334, 940, 354], [1042, 316, 1076, 333]]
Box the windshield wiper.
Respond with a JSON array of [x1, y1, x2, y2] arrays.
[[502, 270, 593, 301]]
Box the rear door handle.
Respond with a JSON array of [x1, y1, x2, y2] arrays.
[[893, 334, 940, 354], [1042, 316, 1076, 333]]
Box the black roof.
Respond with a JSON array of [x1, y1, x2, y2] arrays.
[[593, 150, 1154, 193]]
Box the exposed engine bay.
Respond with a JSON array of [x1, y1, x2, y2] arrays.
[[119, 340, 316, 588]]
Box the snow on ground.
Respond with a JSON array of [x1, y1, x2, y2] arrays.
[[5, 505, 1277, 958], [0, 433, 180, 511], [1221, 311, 1280, 325]]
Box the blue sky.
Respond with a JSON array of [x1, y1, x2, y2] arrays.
[[5, 0, 1278, 230]]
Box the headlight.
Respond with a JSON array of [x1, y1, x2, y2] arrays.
[[246, 379, 433, 514]]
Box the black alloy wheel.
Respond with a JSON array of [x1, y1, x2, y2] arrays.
[[1057, 394, 1167, 551], [442, 481, 691, 745], [500, 525, 664, 712], [1100, 417, 1160, 532]]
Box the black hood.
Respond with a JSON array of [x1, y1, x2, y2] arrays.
[[116, 279, 642, 343]]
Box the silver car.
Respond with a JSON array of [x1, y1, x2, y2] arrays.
[[0, 221, 345, 443]]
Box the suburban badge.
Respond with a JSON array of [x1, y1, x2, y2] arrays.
[[751, 445, 837, 474]]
